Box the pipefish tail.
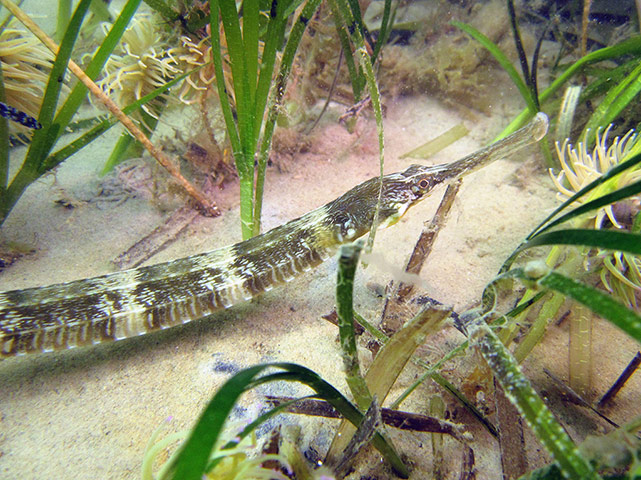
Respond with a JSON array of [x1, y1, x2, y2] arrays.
[[0, 113, 548, 357]]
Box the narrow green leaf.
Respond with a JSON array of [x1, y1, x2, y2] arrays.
[[521, 229, 641, 256], [250, 366, 409, 477], [346, 0, 365, 39], [537, 271, 641, 344], [163, 365, 269, 480], [282, 0, 307, 17], [27, 0, 92, 169], [208, 1, 241, 157], [253, 0, 323, 234], [537, 179, 641, 238], [583, 60, 641, 138], [164, 363, 410, 480], [336, 241, 372, 408], [217, 0, 253, 168], [0, 61, 9, 191], [56, 0, 72, 43], [101, 132, 136, 175], [400, 123, 469, 160], [366, 306, 450, 405], [526, 152, 641, 241], [142, 0, 179, 21], [327, 0, 364, 99], [327, 303, 450, 468], [53, 0, 143, 131], [370, 0, 393, 63], [329, 0, 387, 250], [243, 0, 260, 101], [513, 292, 565, 363], [1, 0, 91, 223], [579, 61, 638, 106], [555, 85, 581, 143], [496, 35, 641, 139], [43, 66, 203, 172], [356, 43, 385, 251], [251, 0, 287, 140], [207, 396, 309, 471], [428, 368, 499, 438]]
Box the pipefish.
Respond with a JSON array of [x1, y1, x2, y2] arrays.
[[0, 113, 548, 357]]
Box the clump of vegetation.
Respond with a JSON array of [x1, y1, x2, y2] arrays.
[[0, 0, 220, 226], [378, 0, 522, 112], [142, 418, 293, 480]]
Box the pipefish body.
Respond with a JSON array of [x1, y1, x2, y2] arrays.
[[0, 113, 548, 357]]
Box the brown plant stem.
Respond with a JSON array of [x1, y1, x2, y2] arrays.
[[379, 180, 461, 334], [581, 0, 592, 58], [264, 396, 471, 441]]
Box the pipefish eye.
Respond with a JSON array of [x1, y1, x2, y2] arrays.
[[411, 178, 430, 193], [409, 177, 431, 196]]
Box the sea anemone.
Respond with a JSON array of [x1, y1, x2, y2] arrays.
[[550, 125, 639, 228], [550, 126, 641, 306], [98, 15, 182, 120], [98, 13, 222, 115], [0, 23, 58, 136]]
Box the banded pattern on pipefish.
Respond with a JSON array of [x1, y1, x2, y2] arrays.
[[0, 113, 548, 357]]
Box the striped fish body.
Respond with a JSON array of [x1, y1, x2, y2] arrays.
[[0, 113, 548, 357]]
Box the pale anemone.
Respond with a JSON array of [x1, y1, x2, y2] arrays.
[[550, 126, 641, 307], [141, 419, 293, 480], [98, 14, 222, 118], [98, 15, 182, 120], [550, 125, 639, 229], [0, 23, 57, 136]]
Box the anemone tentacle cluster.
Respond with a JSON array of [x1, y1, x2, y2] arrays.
[[551, 125, 639, 229], [141, 419, 293, 480], [174, 34, 216, 104], [98, 15, 182, 119], [98, 14, 217, 119], [551, 126, 641, 306]]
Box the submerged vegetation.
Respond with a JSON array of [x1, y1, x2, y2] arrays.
[[1, 0, 641, 479]]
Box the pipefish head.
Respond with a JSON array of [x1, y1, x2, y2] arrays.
[[323, 164, 452, 241], [323, 113, 549, 241], [374, 163, 457, 226]]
